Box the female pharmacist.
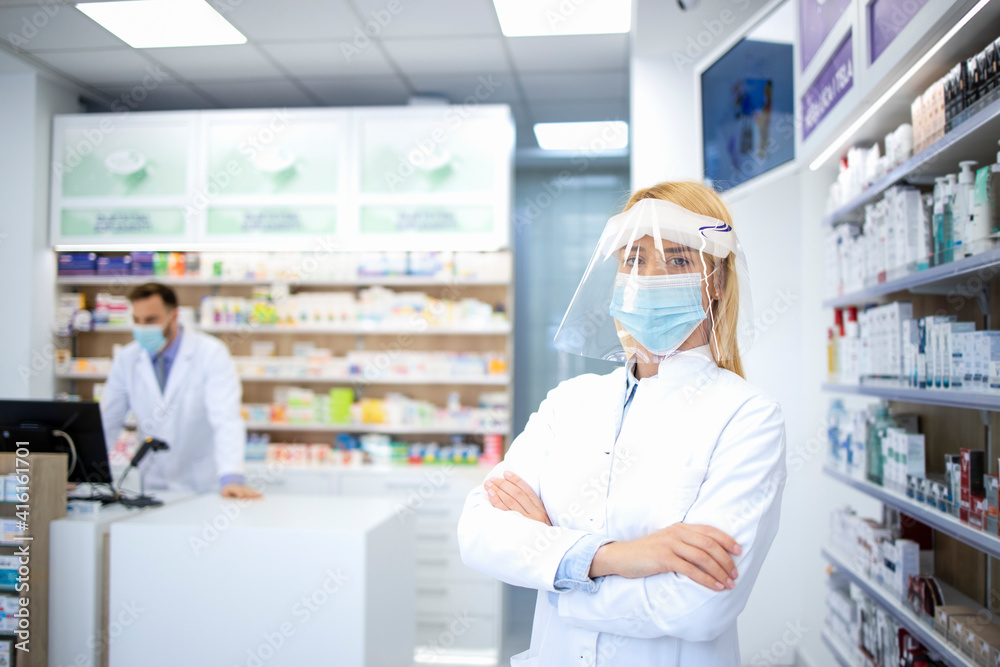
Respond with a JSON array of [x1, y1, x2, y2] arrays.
[[458, 182, 786, 666]]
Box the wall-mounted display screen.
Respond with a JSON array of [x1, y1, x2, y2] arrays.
[[701, 39, 795, 192]]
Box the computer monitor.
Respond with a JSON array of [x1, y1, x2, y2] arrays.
[[0, 400, 112, 485]]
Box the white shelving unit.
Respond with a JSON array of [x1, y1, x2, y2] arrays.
[[51, 103, 516, 665], [822, 246, 1000, 309], [822, 382, 1000, 412], [821, 95, 1000, 227], [57, 255, 513, 665], [806, 3, 1000, 666]]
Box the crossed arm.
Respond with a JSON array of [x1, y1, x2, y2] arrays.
[[485, 471, 741, 591]]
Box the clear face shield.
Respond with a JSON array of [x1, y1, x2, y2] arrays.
[[553, 198, 754, 364]]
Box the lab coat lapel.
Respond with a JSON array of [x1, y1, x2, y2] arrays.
[[163, 332, 195, 405], [135, 347, 162, 398]]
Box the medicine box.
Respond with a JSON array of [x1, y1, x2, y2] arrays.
[[946, 322, 975, 388], [961, 449, 986, 524], [936, 605, 976, 637], [0, 557, 16, 589], [950, 611, 982, 645], [974, 624, 1000, 664], [972, 495, 989, 531], [3, 475, 18, 503], [130, 251, 155, 275], [57, 252, 97, 276], [96, 254, 131, 276], [0, 521, 23, 545], [0, 595, 18, 633]]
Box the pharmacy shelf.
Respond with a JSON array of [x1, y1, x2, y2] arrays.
[[56, 275, 507, 287], [822, 93, 1000, 227], [240, 374, 510, 385], [88, 324, 132, 333], [201, 323, 512, 335], [57, 371, 510, 385], [821, 246, 1000, 309], [822, 382, 1000, 412], [823, 465, 1000, 560], [80, 323, 512, 335], [821, 546, 974, 667], [245, 422, 506, 435], [820, 629, 858, 667]]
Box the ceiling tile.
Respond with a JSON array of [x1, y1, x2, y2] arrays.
[[33, 48, 174, 87], [519, 70, 626, 101], [194, 79, 316, 108], [507, 34, 628, 72], [348, 0, 500, 37], [259, 40, 394, 78], [95, 83, 217, 111], [382, 36, 508, 75], [530, 98, 628, 123], [0, 5, 126, 51], [298, 75, 410, 106], [406, 71, 519, 105], [208, 0, 359, 41], [143, 45, 283, 82]]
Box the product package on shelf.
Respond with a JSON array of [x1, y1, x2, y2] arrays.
[[242, 389, 509, 438], [826, 302, 999, 396], [823, 399, 995, 532], [824, 155, 1000, 301], [197, 286, 502, 329]]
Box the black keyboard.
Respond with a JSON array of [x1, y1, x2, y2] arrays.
[[67, 494, 119, 505]]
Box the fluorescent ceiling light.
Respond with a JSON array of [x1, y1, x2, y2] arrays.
[[809, 0, 990, 170], [533, 121, 629, 151], [76, 0, 247, 48], [493, 0, 630, 37]]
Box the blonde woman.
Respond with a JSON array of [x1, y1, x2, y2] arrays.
[[458, 182, 786, 666]]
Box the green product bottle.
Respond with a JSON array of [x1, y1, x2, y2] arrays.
[[943, 174, 957, 263], [932, 178, 947, 266], [866, 402, 892, 486]]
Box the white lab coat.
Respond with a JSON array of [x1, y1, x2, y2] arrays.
[[100, 329, 246, 493], [458, 347, 786, 667]]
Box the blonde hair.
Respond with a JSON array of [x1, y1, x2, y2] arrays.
[[622, 181, 745, 379]]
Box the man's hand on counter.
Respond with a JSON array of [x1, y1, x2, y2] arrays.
[[221, 483, 263, 499]]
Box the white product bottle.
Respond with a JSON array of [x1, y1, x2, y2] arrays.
[[956, 160, 978, 257], [972, 140, 1000, 255]]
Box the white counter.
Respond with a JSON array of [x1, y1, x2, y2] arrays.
[[49, 490, 195, 667], [108, 494, 415, 667]]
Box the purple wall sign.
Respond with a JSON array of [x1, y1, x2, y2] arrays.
[[869, 0, 930, 63], [799, 0, 852, 71], [801, 33, 854, 141]]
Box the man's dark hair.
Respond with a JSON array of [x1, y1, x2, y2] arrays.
[[127, 282, 178, 309]]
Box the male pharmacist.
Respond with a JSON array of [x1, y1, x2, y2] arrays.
[[101, 283, 261, 499]]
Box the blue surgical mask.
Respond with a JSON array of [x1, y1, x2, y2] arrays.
[[133, 323, 167, 356], [608, 273, 707, 356]]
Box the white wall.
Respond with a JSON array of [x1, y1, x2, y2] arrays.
[[629, 1, 884, 665], [0, 73, 80, 399]]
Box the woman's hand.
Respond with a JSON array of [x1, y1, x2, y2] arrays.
[[590, 523, 741, 591], [484, 471, 551, 526]]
